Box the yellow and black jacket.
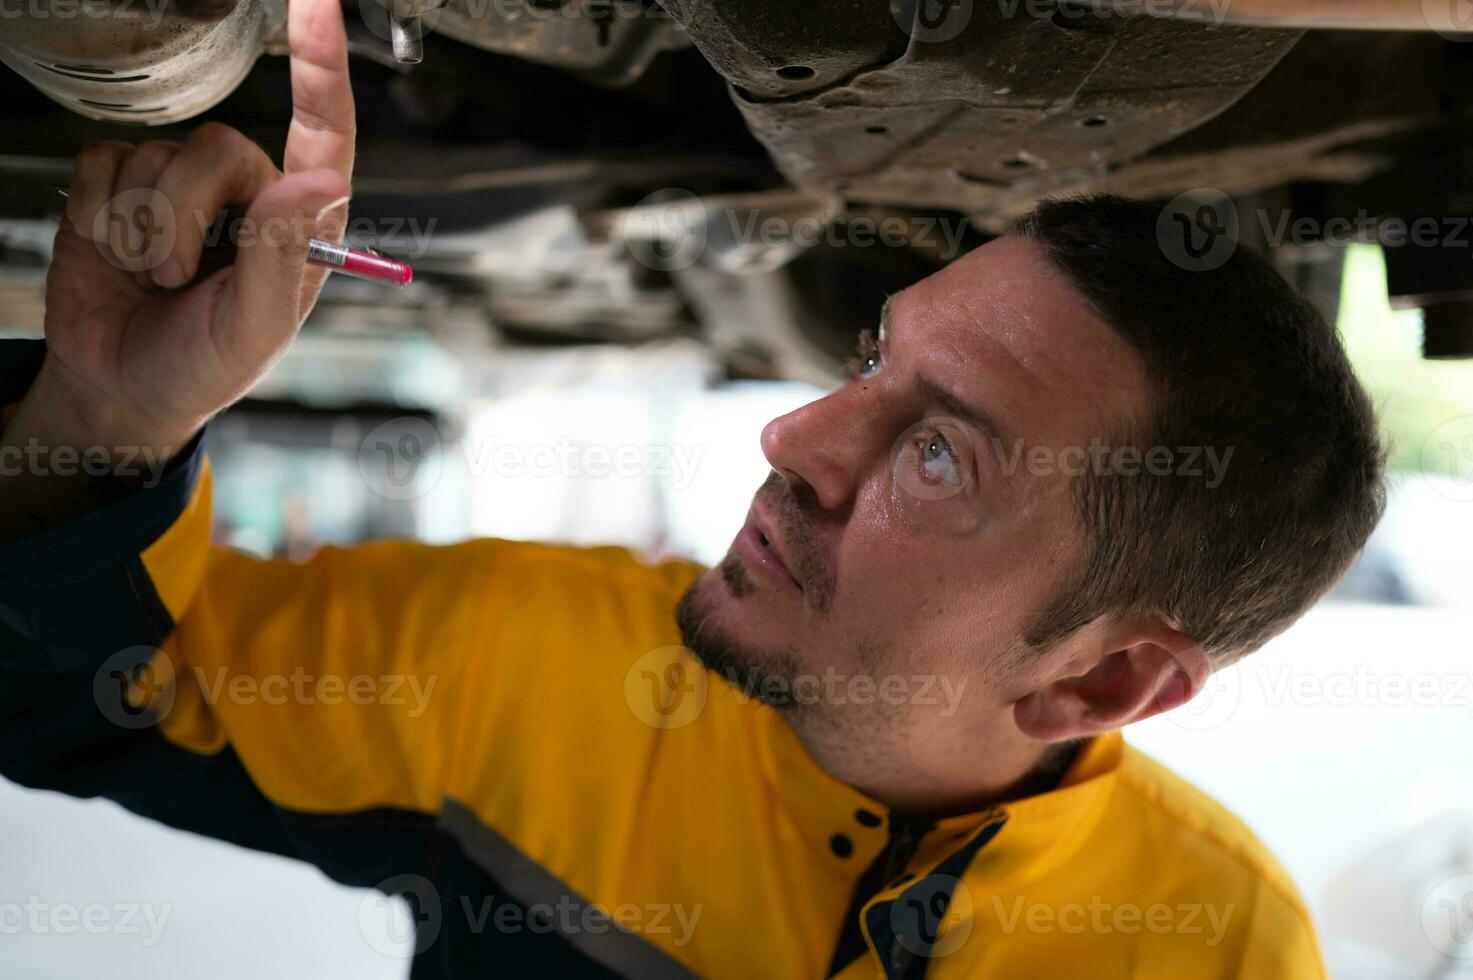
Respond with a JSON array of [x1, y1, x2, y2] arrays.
[[0, 342, 1326, 978]]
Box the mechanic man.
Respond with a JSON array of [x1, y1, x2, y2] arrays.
[[0, 0, 1384, 975]]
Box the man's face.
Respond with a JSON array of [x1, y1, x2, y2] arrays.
[[678, 236, 1149, 728]]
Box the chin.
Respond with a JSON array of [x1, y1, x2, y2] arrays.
[[675, 557, 806, 699], [678, 560, 754, 640]]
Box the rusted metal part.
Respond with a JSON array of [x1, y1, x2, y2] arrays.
[[25, 0, 246, 20], [429, 0, 686, 87], [0, 0, 678, 128], [1089, 30, 1452, 199], [0, 0, 278, 125], [658, 3, 1470, 232], [349, 0, 687, 85], [653, 0, 909, 101], [660, 1, 1304, 225]]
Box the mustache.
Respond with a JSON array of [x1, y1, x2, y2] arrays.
[[755, 473, 835, 613]]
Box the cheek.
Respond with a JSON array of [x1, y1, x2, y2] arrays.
[[850, 469, 985, 559], [832, 520, 973, 645], [888, 489, 986, 541], [835, 504, 1044, 657], [885, 421, 993, 538]]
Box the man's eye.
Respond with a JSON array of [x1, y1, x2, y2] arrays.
[[848, 328, 883, 380], [918, 431, 962, 486]]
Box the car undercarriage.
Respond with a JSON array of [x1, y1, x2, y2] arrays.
[[3, 0, 1473, 383]]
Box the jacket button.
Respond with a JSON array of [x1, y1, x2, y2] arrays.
[[830, 833, 854, 858], [855, 808, 882, 827]]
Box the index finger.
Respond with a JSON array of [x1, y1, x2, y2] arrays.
[[283, 0, 356, 180]]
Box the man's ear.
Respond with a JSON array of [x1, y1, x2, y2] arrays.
[[1012, 622, 1211, 742]]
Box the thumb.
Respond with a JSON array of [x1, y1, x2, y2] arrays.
[[221, 168, 350, 357]]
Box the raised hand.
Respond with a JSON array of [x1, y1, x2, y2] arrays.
[[40, 0, 356, 444], [2, 0, 357, 536]]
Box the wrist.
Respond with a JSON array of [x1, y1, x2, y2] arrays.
[[10, 358, 203, 466]]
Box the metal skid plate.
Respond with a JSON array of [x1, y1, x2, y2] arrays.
[[659, 0, 1305, 226]]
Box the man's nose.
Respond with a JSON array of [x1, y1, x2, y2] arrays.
[[759, 386, 880, 512]]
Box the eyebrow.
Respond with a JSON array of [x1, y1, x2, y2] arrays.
[[914, 374, 1009, 447], [878, 295, 1010, 445], [878, 295, 895, 343]]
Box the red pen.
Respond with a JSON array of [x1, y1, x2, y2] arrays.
[[306, 239, 414, 287], [53, 186, 414, 287]]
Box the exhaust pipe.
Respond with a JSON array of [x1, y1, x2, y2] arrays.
[[0, 0, 276, 126]]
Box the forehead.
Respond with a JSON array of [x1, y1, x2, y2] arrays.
[[885, 236, 1150, 445]]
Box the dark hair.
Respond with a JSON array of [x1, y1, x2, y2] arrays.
[[1011, 195, 1387, 664]]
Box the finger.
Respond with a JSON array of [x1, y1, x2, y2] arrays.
[[44, 224, 143, 331], [65, 141, 132, 244], [214, 168, 351, 362], [150, 122, 281, 289], [106, 141, 181, 285], [283, 0, 356, 181]]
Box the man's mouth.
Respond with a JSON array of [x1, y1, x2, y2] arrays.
[[734, 506, 802, 594]]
